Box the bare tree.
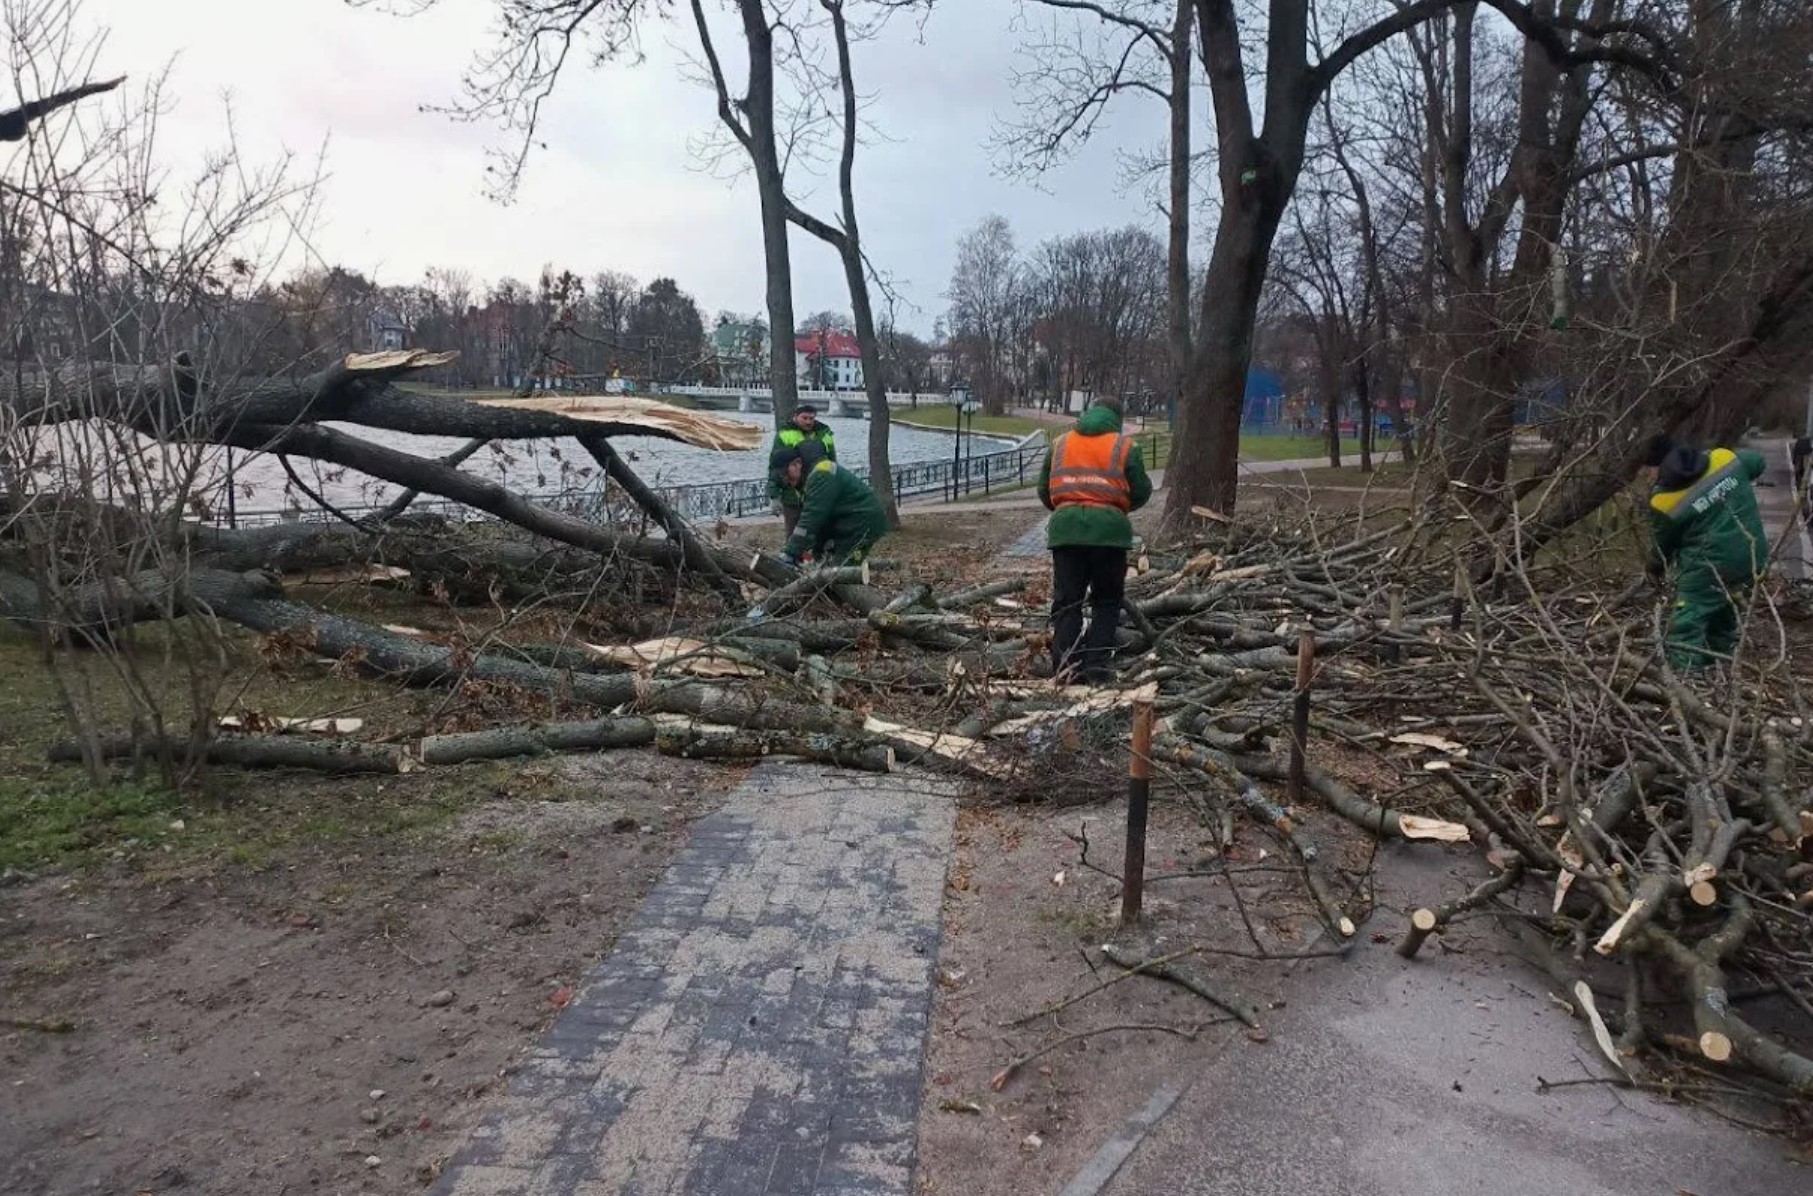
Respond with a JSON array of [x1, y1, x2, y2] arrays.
[[946, 214, 1024, 414]]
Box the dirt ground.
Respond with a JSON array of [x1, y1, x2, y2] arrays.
[[0, 752, 741, 1196], [915, 782, 1379, 1196], [721, 503, 1043, 586]]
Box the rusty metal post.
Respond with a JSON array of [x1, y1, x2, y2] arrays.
[[1289, 629, 1315, 803], [1120, 692, 1157, 925]]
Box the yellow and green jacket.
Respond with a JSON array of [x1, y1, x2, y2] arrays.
[[1648, 446, 1768, 582], [767, 424, 837, 505]]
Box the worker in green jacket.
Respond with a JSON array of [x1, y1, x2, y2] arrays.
[[1036, 396, 1153, 683], [775, 440, 889, 567], [767, 405, 836, 536], [1640, 435, 1769, 671]]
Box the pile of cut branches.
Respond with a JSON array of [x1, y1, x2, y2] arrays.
[[11, 468, 1811, 1105]]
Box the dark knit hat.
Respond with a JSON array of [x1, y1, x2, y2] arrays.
[[797, 438, 827, 468], [1091, 394, 1124, 416], [1641, 433, 1675, 468], [770, 445, 802, 472]]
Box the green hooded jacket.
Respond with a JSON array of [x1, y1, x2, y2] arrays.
[[782, 460, 890, 561], [766, 423, 837, 505], [1036, 405, 1153, 550], [1648, 446, 1768, 583]]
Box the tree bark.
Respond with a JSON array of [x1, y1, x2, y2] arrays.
[[207, 420, 787, 586], [0, 565, 282, 639], [654, 725, 894, 773], [1165, 0, 1195, 415], [0, 350, 739, 446], [420, 717, 657, 765], [732, 0, 801, 424], [48, 733, 415, 775]]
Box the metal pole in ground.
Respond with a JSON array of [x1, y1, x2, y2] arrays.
[[1120, 688, 1158, 925], [1385, 584, 1404, 664], [1289, 629, 1315, 803]]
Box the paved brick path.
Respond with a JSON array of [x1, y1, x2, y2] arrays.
[[431, 765, 956, 1196], [1001, 515, 1051, 559]]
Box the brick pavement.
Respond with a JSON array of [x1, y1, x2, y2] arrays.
[[430, 764, 956, 1196]]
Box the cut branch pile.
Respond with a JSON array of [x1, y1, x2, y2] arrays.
[[8, 409, 1812, 1107]]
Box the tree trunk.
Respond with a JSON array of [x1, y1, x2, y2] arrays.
[[1165, 0, 1195, 439], [48, 733, 416, 775], [0, 350, 745, 446], [733, 0, 801, 426], [420, 717, 657, 765], [1324, 381, 1342, 470], [654, 725, 893, 773], [1167, 205, 1285, 516], [208, 421, 788, 587]]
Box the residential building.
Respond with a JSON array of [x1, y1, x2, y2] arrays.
[[366, 309, 407, 352], [795, 329, 864, 391], [927, 342, 957, 389], [710, 319, 770, 388]]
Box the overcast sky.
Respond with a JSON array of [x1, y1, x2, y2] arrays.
[[81, 0, 1163, 334]]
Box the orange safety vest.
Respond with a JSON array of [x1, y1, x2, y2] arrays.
[[1048, 431, 1134, 512]]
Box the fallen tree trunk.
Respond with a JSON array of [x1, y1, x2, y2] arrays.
[[2, 349, 762, 448], [419, 717, 657, 765], [0, 566, 282, 638], [47, 733, 415, 774], [211, 420, 780, 586], [210, 587, 643, 709], [654, 725, 894, 773]]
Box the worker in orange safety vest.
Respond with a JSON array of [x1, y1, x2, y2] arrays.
[[1035, 396, 1153, 684]]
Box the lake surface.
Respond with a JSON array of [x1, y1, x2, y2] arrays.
[[24, 411, 1022, 518]]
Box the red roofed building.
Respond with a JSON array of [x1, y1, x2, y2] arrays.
[[794, 328, 864, 391]]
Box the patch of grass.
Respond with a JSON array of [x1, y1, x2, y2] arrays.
[[0, 774, 189, 871], [1237, 434, 1371, 462], [894, 404, 1050, 439], [0, 621, 513, 876]]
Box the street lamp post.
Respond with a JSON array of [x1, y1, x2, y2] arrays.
[[949, 383, 971, 501], [962, 396, 980, 493]]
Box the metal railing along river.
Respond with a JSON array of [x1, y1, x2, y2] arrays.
[[222, 438, 1049, 529]]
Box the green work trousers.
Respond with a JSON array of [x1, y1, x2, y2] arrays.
[[1666, 569, 1746, 671]]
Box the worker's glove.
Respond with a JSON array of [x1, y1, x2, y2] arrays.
[[770, 500, 785, 517], [779, 552, 802, 569]]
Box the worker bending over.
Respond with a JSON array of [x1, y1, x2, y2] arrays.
[[1641, 435, 1768, 671], [774, 440, 889, 568]]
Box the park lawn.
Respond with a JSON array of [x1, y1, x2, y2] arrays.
[[1115, 428, 1374, 471], [1237, 433, 1374, 461], [0, 618, 493, 876], [894, 403, 1050, 439]]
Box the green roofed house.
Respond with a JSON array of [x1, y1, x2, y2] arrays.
[[710, 319, 770, 388]]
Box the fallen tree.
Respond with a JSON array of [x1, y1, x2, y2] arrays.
[[15, 462, 1812, 1107]]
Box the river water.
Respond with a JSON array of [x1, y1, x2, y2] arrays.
[[188, 411, 1018, 519]]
